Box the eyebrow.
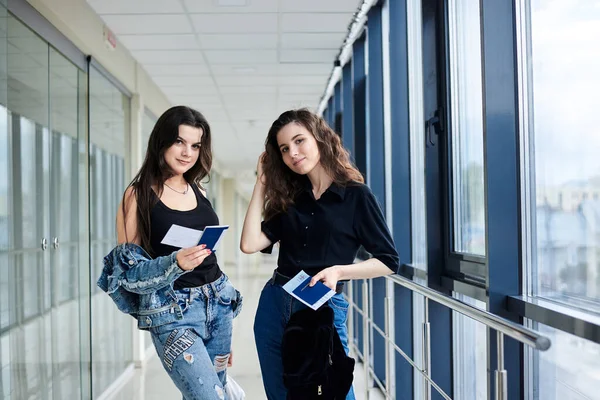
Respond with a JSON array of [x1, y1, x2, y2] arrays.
[[278, 134, 303, 149], [178, 136, 202, 146]]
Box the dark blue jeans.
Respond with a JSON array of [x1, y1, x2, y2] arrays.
[[254, 279, 356, 400]]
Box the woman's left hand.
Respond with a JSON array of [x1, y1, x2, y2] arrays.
[[309, 266, 342, 291]]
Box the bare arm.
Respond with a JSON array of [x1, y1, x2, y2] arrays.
[[240, 153, 273, 254], [309, 259, 393, 290], [335, 258, 394, 280], [117, 186, 140, 245], [240, 180, 272, 253]]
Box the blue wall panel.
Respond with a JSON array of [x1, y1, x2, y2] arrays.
[[342, 61, 354, 156], [334, 81, 342, 134], [353, 33, 367, 178], [389, 0, 414, 396], [481, 1, 523, 398], [366, 4, 387, 385]]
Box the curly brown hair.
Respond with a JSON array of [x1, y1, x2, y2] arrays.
[[263, 108, 364, 220]]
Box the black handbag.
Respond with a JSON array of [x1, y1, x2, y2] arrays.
[[282, 306, 355, 399]]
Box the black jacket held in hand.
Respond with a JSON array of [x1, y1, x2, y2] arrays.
[[281, 306, 355, 399]]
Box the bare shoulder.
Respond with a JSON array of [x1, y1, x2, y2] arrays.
[[122, 186, 137, 210], [117, 186, 139, 244], [196, 183, 207, 198]]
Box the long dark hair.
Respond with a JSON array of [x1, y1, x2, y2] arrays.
[[122, 105, 212, 254], [263, 108, 363, 220]]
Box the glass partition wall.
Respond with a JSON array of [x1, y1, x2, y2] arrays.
[[0, 7, 133, 399], [0, 11, 88, 399], [89, 65, 131, 398]]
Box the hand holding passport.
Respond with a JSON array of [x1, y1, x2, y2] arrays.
[[160, 224, 229, 251]]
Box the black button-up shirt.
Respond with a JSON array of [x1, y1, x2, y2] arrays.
[[261, 178, 399, 277]]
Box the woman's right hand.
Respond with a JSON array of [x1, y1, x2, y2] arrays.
[[256, 152, 267, 185], [176, 245, 211, 271]]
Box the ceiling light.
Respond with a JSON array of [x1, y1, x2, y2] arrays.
[[232, 66, 256, 73], [215, 0, 248, 6]]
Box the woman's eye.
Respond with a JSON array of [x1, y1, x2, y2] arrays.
[[281, 148, 288, 153], [296, 139, 303, 144], [176, 139, 183, 144], [192, 144, 200, 149]]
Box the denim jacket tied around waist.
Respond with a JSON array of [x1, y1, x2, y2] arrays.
[[97, 243, 241, 330]]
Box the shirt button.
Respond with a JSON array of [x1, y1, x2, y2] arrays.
[[311, 212, 314, 216], [128, 260, 135, 265], [303, 244, 307, 247], [305, 226, 308, 229]]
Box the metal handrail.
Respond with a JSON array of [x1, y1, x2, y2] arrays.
[[347, 275, 551, 400], [387, 274, 551, 351]]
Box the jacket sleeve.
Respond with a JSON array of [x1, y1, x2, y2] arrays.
[[112, 249, 188, 294]]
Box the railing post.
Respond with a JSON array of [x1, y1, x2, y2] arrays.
[[384, 278, 396, 400], [423, 297, 431, 400], [363, 280, 370, 399], [348, 282, 354, 352], [495, 331, 508, 400], [384, 296, 391, 399]]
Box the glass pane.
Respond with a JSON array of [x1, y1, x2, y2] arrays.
[[528, 0, 600, 305], [49, 47, 82, 398], [452, 293, 487, 399], [534, 323, 600, 399], [448, 0, 486, 256], [142, 108, 157, 155], [89, 66, 132, 398], [4, 13, 53, 399], [0, 0, 8, 339], [408, 0, 427, 271], [76, 65, 91, 399]]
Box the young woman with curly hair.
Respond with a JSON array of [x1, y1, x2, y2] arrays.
[[240, 108, 399, 400]]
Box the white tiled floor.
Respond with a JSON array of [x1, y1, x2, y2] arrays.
[[112, 256, 383, 400]]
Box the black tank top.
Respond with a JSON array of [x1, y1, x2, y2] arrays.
[[150, 184, 222, 288]]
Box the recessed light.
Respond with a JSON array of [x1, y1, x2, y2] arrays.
[[215, 0, 248, 6], [232, 66, 256, 73]]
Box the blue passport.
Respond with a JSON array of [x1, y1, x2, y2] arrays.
[[291, 276, 334, 307], [197, 225, 229, 252]]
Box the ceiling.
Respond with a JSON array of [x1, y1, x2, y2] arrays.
[[85, 0, 359, 176]]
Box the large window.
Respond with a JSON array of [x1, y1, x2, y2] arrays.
[[523, 0, 600, 310], [519, 0, 600, 398], [535, 322, 600, 400]]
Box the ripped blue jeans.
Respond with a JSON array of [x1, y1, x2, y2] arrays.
[[150, 274, 242, 400]]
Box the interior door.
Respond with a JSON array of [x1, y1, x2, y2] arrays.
[[48, 46, 83, 399]]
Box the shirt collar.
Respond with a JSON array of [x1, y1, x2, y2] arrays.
[[301, 176, 346, 201]]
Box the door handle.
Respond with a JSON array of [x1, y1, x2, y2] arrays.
[[41, 238, 47, 251], [53, 237, 59, 250]]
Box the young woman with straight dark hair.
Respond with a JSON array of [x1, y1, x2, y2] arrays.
[[240, 108, 399, 400], [111, 105, 242, 399]]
